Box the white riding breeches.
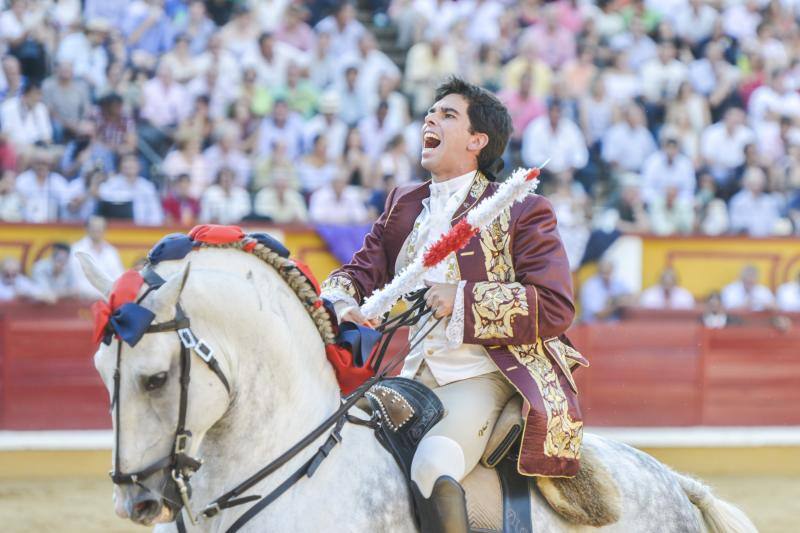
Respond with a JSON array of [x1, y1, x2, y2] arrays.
[[410, 364, 515, 497]]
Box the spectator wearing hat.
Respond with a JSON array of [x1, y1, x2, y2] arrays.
[[1, 82, 52, 149], [305, 91, 347, 161], [98, 153, 163, 226], [199, 167, 251, 225], [253, 170, 308, 223], [70, 215, 124, 299], [15, 152, 68, 223], [640, 129, 696, 205], [32, 242, 78, 300], [729, 167, 782, 237]]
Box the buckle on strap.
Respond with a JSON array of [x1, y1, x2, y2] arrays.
[[178, 328, 197, 349], [194, 340, 214, 363], [201, 502, 221, 519], [175, 433, 190, 455]]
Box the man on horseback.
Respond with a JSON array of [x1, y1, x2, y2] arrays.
[[322, 76, 584, 533]]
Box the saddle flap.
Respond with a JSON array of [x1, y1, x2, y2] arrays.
[[481, 395, 523, 468], [366, 377, 444, 479]]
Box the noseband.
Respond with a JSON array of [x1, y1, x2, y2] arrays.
[[107, 268, 230, 523]]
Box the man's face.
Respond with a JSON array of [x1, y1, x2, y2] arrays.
[[421, 93, 477, 175], [53, 249, 69, 271], [121, 157, 139, 178]]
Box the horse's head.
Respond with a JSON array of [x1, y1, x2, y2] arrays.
[[78, 252, 231, 526]]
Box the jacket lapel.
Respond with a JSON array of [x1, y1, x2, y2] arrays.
[[383, 181, 430, 271]]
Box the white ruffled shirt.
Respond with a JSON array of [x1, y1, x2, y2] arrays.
[[396, 171, 496, 386]]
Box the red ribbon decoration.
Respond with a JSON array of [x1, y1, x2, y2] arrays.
[[91, 270, 146, 344], [189, 224, 245, 244], [293, 258, 321, 295]]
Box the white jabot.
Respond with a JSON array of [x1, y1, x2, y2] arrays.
[[398, 170, 497, 386]]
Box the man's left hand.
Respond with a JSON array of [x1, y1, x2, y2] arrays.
[[424, 281, 458, 318]]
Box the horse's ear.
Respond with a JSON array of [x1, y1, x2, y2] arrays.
[[75, 251, 113, 299], [153, 261, 192, 310]]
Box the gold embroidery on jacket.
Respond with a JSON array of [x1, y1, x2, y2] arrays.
[[479, 206, 514, 282], [509, 343, 583, 460], [471, 282, 528, 339]]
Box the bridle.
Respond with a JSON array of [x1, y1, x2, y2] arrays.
[[106, 267, 231, 522], [107, 265, 438, 533]]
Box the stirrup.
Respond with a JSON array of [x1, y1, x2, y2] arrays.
[[412, 476, 469, 533]]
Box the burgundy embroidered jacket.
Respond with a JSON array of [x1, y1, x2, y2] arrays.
[[321, 173, 587, 477]]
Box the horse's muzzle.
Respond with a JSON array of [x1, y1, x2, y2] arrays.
[[115, 484, 175, 525]]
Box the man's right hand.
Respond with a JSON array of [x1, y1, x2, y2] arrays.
[[341, 305, 380, 328]]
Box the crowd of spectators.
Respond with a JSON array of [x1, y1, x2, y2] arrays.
[[1, 0, 800, 307], [579, 261, 800, 326]]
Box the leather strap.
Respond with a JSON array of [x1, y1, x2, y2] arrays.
[[498, 457, 533, 533]]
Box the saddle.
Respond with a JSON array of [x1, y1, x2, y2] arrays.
[[363, 378, 534, 532]]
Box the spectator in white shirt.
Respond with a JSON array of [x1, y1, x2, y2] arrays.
[[721, 265, 775, 311], [256, 99, 305, 161], [673, 0, 718, 45], [722, 0, 761, 41], [57, 19, 110, 92], [776, 273, 800, 312], [98, 153, 163, 226], [601, 104, 657, 173], [641, 131, 696, 205], [640, 267, 695, 310], [640, 41, 688, 105], [31, 242, 77, 300], [253, 170, 308, 223], [0, 256, 51, 302], [700, 107, 755, 184], [69, 215, 125, 299], [314, 1, 365, 59], [202, 124, 252, 189], [522, 100, 588, 175], [304, 91, 347, 161], [580, 259, 634, 322], [358, 101, 400, 161], [140, 63, 191, 130], [15, 152, 68, 223], [748, 70, 800, 126], [649, 186, 696, 235], [729, 167, 781, 237], [340, 32, 400, 103], [309, 171, 368, 225], [242, 31, 308, 90], [199, 167, 252, 224], [0, 83, 53, 149]]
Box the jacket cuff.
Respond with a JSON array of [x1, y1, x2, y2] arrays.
[[445, 280, 467, 349]]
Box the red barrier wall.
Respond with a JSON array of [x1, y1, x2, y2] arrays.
[[2, 302, 799, 429]]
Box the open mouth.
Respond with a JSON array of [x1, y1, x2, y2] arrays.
[[423, 132, 441, 150]]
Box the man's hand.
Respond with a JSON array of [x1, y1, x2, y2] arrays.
[[424, 281, 458, 318], [341, 305, 380, 328]]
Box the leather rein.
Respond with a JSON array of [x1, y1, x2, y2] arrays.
[[109, 267, 438, 533]]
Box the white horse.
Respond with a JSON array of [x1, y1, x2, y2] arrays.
[[79, 244, 757, 533]]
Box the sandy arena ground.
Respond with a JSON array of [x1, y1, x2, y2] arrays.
[[0, 475, 797, 532]]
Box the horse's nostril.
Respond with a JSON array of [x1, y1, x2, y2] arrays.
[[132, 499, 160, 522]]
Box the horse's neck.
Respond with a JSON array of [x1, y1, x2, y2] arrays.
[[189, 304, 342, 518]]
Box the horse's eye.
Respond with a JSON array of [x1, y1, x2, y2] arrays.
[[144, 372, 168, 391]]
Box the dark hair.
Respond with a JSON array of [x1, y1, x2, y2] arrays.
[[22, 81, 41, 95], [433, 77, 512, 173], [52, 242, 71, 254]]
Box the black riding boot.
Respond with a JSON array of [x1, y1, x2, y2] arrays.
[[412, 476, 469, 533]]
